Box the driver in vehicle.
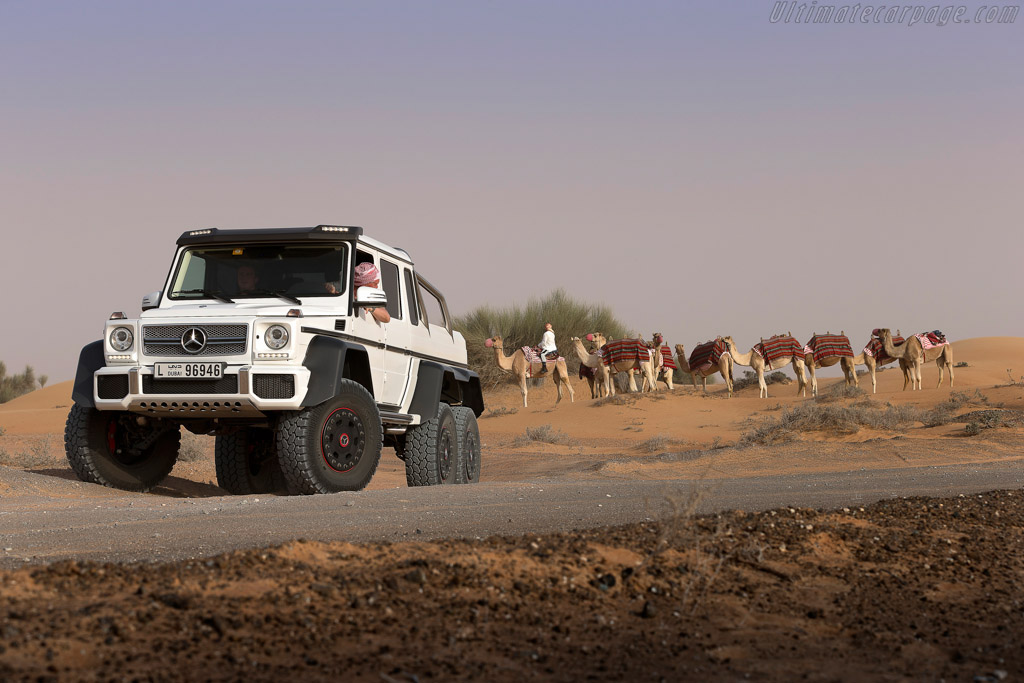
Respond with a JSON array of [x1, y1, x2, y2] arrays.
[[236, 264, 259, 295]]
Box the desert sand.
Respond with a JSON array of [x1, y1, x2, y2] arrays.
[[0, 336, 1022, 680]]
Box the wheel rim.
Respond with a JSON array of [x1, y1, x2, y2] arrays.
[[321, 407, 365, 473], [439, 428, 452, 481], [464, 432, 478, 481]]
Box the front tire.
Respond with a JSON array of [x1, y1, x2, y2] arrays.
[[276, 380, 382, 494], [452, 406, 481, 484], [64, 404, 180, 492], [405, 403, 459, 487], [215, 427, 287, 495]]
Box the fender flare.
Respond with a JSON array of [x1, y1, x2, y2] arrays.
[[408, 361, 484, 420], [71, 340, 105, 408], [301, 336, 373, 407]]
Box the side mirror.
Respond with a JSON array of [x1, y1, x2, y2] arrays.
[[354, 289, 388, 309], [141, 291, 162, 311]]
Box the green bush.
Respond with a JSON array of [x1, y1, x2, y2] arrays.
[[455, 288, 631, 387], [0, 361, 42, 404]]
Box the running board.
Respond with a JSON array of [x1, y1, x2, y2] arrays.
[[379, 410, 415, 425]]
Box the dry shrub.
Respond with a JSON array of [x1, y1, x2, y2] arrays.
[[637, 435, 672, 453], [482, 406, 518, 419], [740, 400, 924, 446], [816, 382, 865, 403], [178, 430, 210, 463], [732, 370, 791, 392], [514, 424, 575, 447]]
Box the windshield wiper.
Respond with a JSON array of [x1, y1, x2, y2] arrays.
[[177, 289, 235, 303], [246, 289, 303, 305]]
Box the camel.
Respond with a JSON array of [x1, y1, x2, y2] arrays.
[[803, 332, 858, 397], [851, 329, 910, 394], [587, 333, 657, 395], [674, 341, 734, 397], [721, 335, 808, 398], [877, 328, 954, 391], [649, 333, 675, 391], [485, 335, 575, 407], [569, 337, 612, 399]]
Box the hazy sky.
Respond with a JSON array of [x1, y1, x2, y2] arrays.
[[2, 1, 1021, 382]]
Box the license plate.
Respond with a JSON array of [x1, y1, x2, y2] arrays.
[[154, 362, 225, 379]]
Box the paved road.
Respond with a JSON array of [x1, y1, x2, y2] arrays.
[[1, 459, 1021, 569]]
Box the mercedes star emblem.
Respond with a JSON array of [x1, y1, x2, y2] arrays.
[[181, 327, 207, 354]]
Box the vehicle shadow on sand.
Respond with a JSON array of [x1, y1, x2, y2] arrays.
[[28, 468, 231, 499]]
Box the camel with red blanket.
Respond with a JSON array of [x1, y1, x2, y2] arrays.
[[877, 328, 954, 391], [852, 329, 910, 394], [648, 333, 676, 391], [803, 332, 858, 397], [674, 339, 734, 397], [485, 335, 575, 407], [721, 334, 809, 398], [569, 337, 612, 399], [587, 333, 657, 394]]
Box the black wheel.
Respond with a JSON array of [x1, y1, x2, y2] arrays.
[[64, 404, 180, 492], [215, 427, 287, 495], [405, 403, 459, 487], [452, 406, 481, 484], [276, 380, 382, 494]]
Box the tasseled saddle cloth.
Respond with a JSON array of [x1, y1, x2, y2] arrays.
[[755, 335, 803, 370], [804, 333, 854, 366], [687, 339, 728, 375]]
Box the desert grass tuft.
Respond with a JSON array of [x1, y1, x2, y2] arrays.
[[482, 406, 518, 419], [636, 435, 673, 453], [740, 399, 924, 446], [513, 424, 576, 447], [178, 430, 209, 463], [733, 370, 791, 392]]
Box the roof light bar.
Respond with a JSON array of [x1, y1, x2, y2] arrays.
[[189, 228, 214, 236], [318, 225, 350, 232]]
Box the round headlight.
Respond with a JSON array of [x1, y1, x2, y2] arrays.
[[109, 326, 134, 352], [265, 325, 289, 350]]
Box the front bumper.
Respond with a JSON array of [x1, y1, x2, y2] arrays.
[[92, 365, 312, 417]]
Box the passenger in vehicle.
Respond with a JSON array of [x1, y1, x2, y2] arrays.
[[353, 262, 391, 324]]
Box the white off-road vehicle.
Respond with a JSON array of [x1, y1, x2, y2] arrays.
[[65, 225, 484, 495]]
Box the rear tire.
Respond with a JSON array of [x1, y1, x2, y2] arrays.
[[405, 403, 459, 487], [215, 427, 287, 495], [276, 380, 382, 494], [64, 404, 180, 492], [452, 406, 481, 484]]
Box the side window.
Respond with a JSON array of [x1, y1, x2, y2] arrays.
[[403, 268, 420, 325], [420, 285, 446, 329], [379, 260, 402, 320]]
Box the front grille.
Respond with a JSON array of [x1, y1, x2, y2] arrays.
[[97, 375, 129, 399], [253, 374, 295, 399], [142, 324, 249, 357], [142, 375, 239, 395]]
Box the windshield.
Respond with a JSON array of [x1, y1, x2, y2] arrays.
[[168, 243, 348, 300]]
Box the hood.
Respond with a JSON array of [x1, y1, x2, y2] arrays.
[[142, 302, 346, 319]]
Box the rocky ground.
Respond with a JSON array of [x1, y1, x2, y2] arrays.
[[1, 489, 1021, 682]]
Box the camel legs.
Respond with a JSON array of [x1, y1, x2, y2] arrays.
[[936, 348, 954, 389], [794, 359, 808, 398], [518, 374, 529, 407], [806, 361, 818, 397], [841, 357, 857, 388]]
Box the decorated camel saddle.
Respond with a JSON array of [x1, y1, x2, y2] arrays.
[[521, 346, 564, 378], [863, 330, 906, 366], [687, 338, 728, 375], [597, 338, 650, 367], [754, 334, 803, 370], [915, 330, 948, 350], [804, 333, 854, 367], [649, 334, 677, 371]]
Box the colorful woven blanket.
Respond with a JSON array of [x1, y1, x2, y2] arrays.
[[805, 334, 854, 365], [862, 334, 905, 365], [600, 339, 650, 367], [756, 335, 803, 369], [687, 339, 728, 375], [657, 345, 677, 371], [521, 346, 563, 364], [916, 331, 948, 350]]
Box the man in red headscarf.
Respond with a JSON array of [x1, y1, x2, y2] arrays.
[[353, 262, 391, 324]]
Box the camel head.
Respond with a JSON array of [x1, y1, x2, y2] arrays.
[[721, 335, 734, 346], [674, 343, 686, 356], [486, 335, 504, 349], [586, 332, 608, 347], [876, 328, 891, 341]]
